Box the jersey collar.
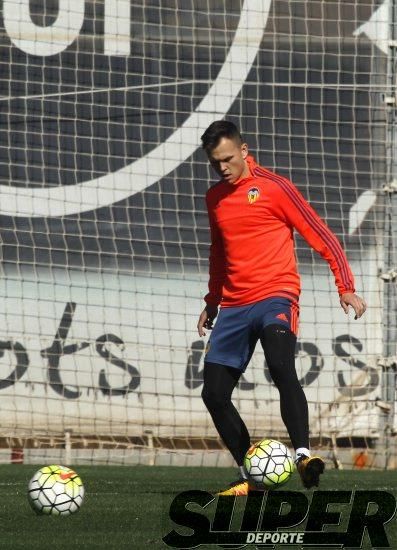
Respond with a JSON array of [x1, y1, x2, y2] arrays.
[[232, 154, 259, 185]]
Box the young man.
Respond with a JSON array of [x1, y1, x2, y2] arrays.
[[197, 120, 366, 496]]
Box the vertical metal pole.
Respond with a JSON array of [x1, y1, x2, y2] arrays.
[[64, 429, 72, 465], [382, 0, 397, 469]]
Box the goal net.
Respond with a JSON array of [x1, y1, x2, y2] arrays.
[[0, 0, 393, 468]]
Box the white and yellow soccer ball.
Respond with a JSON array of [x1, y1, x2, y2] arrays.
[[27, 465, 85, 516], [244, 439, 295, 489]]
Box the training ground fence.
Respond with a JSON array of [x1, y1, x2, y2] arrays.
[[0, 0, 396, 469]]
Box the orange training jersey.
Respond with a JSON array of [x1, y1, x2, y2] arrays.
[[204, 156, 355, 307]]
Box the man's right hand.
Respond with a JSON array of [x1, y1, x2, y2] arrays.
[[197, 304, 219, 337]]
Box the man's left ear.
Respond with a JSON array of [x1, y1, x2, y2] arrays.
[[241, 143, 249, 159]]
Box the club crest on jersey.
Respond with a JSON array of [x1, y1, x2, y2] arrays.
[[247, 187, 260, 204]]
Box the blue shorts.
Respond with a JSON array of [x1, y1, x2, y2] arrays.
[[205, 296, 299, 371]]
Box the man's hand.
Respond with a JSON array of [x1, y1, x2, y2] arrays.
[[340, 292, 367, 320], [197, 304, 219, 337]]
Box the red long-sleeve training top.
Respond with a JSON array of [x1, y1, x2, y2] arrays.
[[204, 155, 355, 307]]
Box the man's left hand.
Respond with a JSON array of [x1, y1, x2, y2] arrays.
[[340, 292, 367, 319]]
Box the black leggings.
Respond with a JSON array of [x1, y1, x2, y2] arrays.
[[201, 324, 309, 465]]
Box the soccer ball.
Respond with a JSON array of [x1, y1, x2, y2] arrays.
[[27, 465, 85, 515], [244, 439, 294, 489]]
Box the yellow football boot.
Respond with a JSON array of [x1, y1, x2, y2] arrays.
[[216, 479, 266, 496], [296, 454, 325, 488]]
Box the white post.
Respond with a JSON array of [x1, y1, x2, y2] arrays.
[[144, 430, 155, 466], [64, 429, 72, 466]]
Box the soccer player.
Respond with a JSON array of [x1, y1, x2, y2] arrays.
[[198, 120, 366, 496]]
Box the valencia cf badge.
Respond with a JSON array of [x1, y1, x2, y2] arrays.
[[247, 187, 260, 204]]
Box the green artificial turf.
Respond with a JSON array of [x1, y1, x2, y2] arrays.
[[0, 465, 396, 549]]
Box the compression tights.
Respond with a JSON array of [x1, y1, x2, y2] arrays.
[[201, 324, 309, 466]]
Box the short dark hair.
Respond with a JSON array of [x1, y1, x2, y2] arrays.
[[201, 120, 242, 153]]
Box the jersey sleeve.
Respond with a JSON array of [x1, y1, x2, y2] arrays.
[[204, 194, 226, 306], [272, 177, 355, 295]]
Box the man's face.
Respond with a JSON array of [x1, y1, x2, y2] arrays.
[[207, 137, 249, 184]]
